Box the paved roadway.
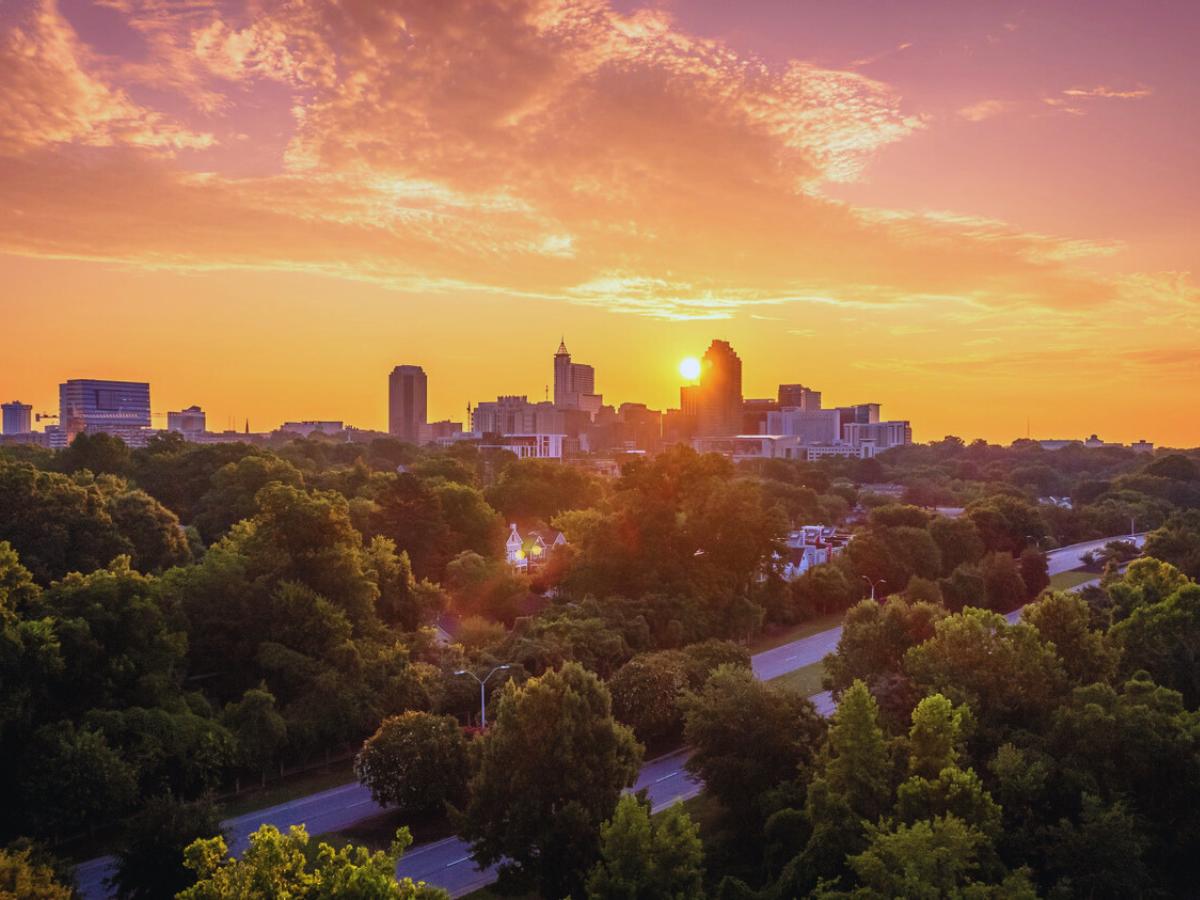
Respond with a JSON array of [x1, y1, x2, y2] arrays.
[[73, 533, 1146, 898]]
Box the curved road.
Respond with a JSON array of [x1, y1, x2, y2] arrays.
[[74, 533, 1145, 898]]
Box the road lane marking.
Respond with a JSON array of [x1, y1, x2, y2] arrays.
[[654, 771, 679, 783]]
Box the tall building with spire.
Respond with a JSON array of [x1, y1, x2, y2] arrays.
[[388, 365, 428, 443], [697, 340, 743, 436], [552, 338, 601, 416]]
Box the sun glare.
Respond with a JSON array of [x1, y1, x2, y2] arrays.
[[679, 356, 701, 381]]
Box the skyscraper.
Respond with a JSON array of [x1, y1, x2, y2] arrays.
[[59, 379, 151, 443], [697, 340, 743, 436], [389, 365, 428, 443], [2, 401, 32, 435], [552, 339, 601, 415]]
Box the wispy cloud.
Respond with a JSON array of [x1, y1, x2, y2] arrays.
[[957, 99, 1014, 122], [1062, 84, 1153, 100]]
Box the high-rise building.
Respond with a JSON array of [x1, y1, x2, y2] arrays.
[[2, 401, 32, 435], [553, 339, 602, 415], [696, 340, 743, 436], [778, 384, 822, 410], [167, 405, 206, 434], [59, 379, 151, 444], [388, 365, 428, 443]]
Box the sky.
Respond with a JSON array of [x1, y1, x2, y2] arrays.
[[1, 0, 1197, 445]]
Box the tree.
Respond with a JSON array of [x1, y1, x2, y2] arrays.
[[823, 598, 945, 701], [221, 687, 287, 786], [1044, 794, 1150, 900], [681, 665, 824, 825], [979, 552, 1026, 612], [461, 662, 642, 898], [193, 454, 304, 542], [355, 712, 469, 817], [0, 846, 73, 899], [18, 722, 139, 837], [178, 824, 447, 899], [904, 609, 1066, 748], [1105, 556, 1191, 622], [58, 432, 131, 476], [486, 459, 602, 522], [1017, 547, 1049, 599], [1022, 591, 1118, 685], [608, 651, 691, 746], [1142, 510, 1200, 579], [108, 794, 223, 900], [797, 681, 892, 887], [1110, 582, 1200, 707], [0, 461, 129, 584], [835, 815, 1036, 900], [586, 795, 704, 900]]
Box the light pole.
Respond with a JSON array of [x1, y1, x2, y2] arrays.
[[862, 575, 886, 602], [454, 665, 511, 729]]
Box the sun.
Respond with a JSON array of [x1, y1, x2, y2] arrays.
[[679, 356, 701, 381]]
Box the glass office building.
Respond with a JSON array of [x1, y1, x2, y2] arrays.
[[59, 379, 151, 443]]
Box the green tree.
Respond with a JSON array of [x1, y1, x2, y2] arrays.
[[1022, 591, 1118, 685], [0, 461, 129, 584], [586, 795, 704, 900], [979, 552, 1026, 612], [1142, 510, 1200, 579], [823, 598, 944, 701], [179, 824, 447, 899], [0, 846, 73, 899], [461, 662, 642, 898], [486, 459, 603, 522], [1110, 582, 1200, 708], [1017, 547, 1049, 599], [1105, 556, 1190, 622], [905, 608, 1066, 747], [58, 432, 132, 476], [355, 712, 469, 817], [609, 651, 691, 746], [929, 517, 985, 577], [836, 815, 1036, 899], [193, 454, 304, 542], [681, 665, 825, 824], [221, 687, 288, 786], [108, 793, 223, 900], [798, 681, 893, 886]]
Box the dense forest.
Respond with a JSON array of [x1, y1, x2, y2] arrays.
[[2, 431, 1199, 897]]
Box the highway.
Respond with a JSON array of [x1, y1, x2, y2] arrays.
[[73, 533, 1145, 898]]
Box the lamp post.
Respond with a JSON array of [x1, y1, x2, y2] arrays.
[[862, 575, 886, 602], [454, 665, 512, 729]]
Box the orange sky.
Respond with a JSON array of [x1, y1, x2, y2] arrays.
[[1, 0, 1197, 445]]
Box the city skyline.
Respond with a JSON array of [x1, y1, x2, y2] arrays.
[[2, 0, 1197, 445]]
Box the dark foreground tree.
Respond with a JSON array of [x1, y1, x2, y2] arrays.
[[460, 662, 642, 898], [108, 793, 222, 900]]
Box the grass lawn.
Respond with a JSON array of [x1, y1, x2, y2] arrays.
[[1048, 569, 1098, 592], [750, 610, 844, 653], [768, 660, 827, 698], [219, 758, 357, 819]]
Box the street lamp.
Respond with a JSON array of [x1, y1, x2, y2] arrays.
[[454, 665, 512, 729], [862, 575, 886, 602]]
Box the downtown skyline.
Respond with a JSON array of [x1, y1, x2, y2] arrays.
[[2, 0, 1197, 445]]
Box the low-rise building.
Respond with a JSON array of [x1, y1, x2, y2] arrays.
[[505, 523, 567, 569]]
